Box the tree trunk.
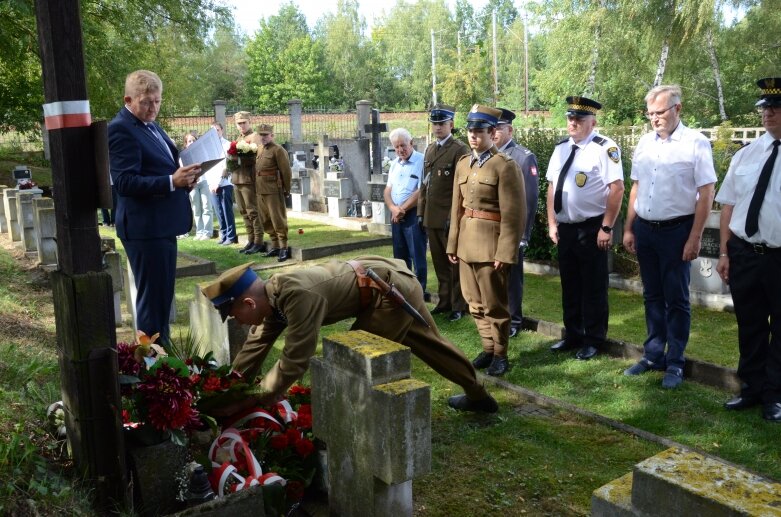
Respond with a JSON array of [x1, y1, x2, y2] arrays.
[[706, 27, 728, 120], [653, 37, 670, 87], [586, 24, 600, 96]]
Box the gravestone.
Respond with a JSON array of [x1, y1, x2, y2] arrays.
[[3, 188, 20, 241], [364, 109, 388, 176], [324, 173, 353, 218], [0, 186, 8, 233], [368, 173, 391, 235], [289, 167, 312, 212], [310, 330, 431, 517], [188, 284, 250, 365], [124, 258, 176, 331], [691, 210, 729, 295], [33, 197, 57, 266], [103, 249, 124, 324], [16, 189, 44, 252]]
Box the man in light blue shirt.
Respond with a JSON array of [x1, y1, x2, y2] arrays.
[[384, 127, 428, 294]]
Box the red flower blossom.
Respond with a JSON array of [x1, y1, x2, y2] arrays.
[[202, 375, 223, 392], [116, 342, 141, 376], [135, 363, 199, 431], [286, 480, 305, 501], [269, 434, 289, 450], [285, 428, 301, 445], [227, 141, 238, 156], [296, 412, 312, 430], [294, 438, 315, 458]]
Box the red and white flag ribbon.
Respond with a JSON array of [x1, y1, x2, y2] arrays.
[[42, 100, 91, 130]]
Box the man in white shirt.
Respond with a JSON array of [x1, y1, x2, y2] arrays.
[[623, 85, 716, 389], [206, 122, 237, 246], [546, 97, 624, 361], [715, 78, 781, 422], [384, 128, 428, 294]]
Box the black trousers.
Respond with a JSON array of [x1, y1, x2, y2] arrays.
[[728, 236, 781, 403], [557, 216, 609, 348]]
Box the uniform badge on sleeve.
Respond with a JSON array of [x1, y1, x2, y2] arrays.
[[530, 165, 538, 176], [607, 147, 620, 163], [575, 172, 588, 187]]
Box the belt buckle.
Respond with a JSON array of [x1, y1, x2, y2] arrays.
[[751, 243, 766, 254]]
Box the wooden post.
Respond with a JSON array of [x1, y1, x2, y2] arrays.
[[35, 0, 128, 510]]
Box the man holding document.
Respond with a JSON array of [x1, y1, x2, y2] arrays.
[[108, 69, 201, 343]]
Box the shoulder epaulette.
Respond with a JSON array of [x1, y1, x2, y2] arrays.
[[457, 154, 470, 163], [556, 137, 569, 146], [592, 135, 607, 146]]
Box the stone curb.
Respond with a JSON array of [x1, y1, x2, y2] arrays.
[[175, 252, 217, 278]]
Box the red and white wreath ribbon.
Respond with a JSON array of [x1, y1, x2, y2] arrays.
[[208, 426, 285, 497]]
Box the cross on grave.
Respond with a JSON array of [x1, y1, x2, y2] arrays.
[[364, 109, 388, 175]]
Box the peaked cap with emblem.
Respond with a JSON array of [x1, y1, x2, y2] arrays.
[[200, 262, 259, 321], [257, 123, 273, 135], [496, 107, 516, 126], [429, 104, 456, 123], [466, 104, 502, 128], [234, 111, 251, 123], [565, 96, 601, 117], [756, 77, 781, 107]]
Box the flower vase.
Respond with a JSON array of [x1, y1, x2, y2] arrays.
[[125, 423, 171, 447]]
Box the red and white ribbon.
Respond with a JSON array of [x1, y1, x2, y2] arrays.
[[42, 100, 91, 130], [208, 427, 285, 497]]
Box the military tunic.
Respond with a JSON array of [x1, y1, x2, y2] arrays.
[[418, 135, 470, 312], [232, 131, 263, 244], [232, 256, 488, 401], [255, 141, 292, 249], [446, 147, 526, 356]]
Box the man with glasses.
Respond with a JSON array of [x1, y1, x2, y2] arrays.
[[494, 108, 540, 338], [715, 78, 781, 421], [623, 85, 716, 388], [418, 104, 470, 322], [546, 96, 624, 362]]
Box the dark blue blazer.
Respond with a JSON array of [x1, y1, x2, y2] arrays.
[[108, 108, 192, 240]]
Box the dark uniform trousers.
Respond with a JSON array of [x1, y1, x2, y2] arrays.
[[557, 215, 608, 348], [428, 227, 467, 312], [727, 236, 781, 403]]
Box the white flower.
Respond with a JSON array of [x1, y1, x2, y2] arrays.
[[236, 141, 258, 154]]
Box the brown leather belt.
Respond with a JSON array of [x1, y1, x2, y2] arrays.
[[258, 169, 277, 176], [464, 207, 501, 222], [346, 260, 374, 308]]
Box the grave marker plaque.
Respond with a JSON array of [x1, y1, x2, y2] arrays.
[[290, 178, 302, 195], [370, 183, 386, 203], [324, 180, 342, 198], [699, 228, 720, 259]]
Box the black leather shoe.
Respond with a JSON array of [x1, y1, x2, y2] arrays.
[[238, 241, 254, 254], [431, 307, 450, 315], [575, 345, 598, 361], [509, 326, 520, 338], [257, 242, 268, 253], [447, 311, 463, 322], [550, 340, 577, 352], [447, 394, 498, 413], [485, 356, 509, 376], [762, 402, 781, 422], [265, 248, 280, 257], [472, 352, 493, 369], [277, 247, 290, 262], [244, 243, 264, 255], [724, 395, 761, 411]]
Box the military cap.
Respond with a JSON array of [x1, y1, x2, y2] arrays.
[[466, 104, 502, 128], [755, 77, 781, 107], [496, 107, 516, 126], [257, 123, 273, 135], [565, 96, 601, 117], [200, 262, 258, 321], [234, 111, 251, 123], [429, 104, 456, 123]]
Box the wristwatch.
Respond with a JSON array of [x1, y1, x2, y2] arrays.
[[600, 225, 613, 233]]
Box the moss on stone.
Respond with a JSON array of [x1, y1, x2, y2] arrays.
[[373, 378, 429, 395], [329, 330, 406, 358]]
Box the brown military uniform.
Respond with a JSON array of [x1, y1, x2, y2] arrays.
[[232, 131, 263, 245], [232, 256, 488, 401], [418, 136, 470, 313], [255, 141, 292, 249], [446, 147, 526, 357]]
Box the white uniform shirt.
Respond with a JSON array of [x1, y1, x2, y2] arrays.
[[631, 122, 716, 221], [546, 131, 623, 223], [387, 150, 423, 206], [715, 133, 781, 247]]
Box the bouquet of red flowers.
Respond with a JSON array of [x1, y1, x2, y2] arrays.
[[227, 139, 258, 169]]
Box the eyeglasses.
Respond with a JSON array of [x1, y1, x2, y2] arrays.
[[645, 105, 677, 119]]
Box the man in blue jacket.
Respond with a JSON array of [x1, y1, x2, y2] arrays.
[[108, 70, 200, 342]]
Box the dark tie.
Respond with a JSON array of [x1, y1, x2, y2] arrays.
[[745, 139, 780, 237], [554, 144, 578, 214]]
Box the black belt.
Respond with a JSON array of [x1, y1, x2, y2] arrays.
[[735, 237, 781, 255], [558, 214, 602, 228], [637, 214, 694, 228]]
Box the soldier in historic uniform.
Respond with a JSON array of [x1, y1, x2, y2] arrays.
[[418, 104, 470, 322], [546, 96, 624, 362], [446, 105, 526, 377], [200, 257, 499, 413], [255, 124, 292, 262], [494, 107, 540, 338], [232, 111, 265, 255]]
